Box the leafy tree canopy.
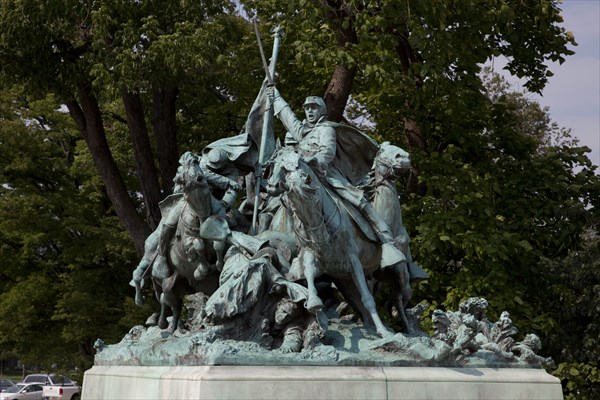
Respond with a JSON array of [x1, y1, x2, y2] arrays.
[[0, 85, 150, 374], [0, 1, 597, 394]]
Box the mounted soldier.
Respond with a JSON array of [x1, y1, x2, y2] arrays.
[[266, 87, 407, 271]]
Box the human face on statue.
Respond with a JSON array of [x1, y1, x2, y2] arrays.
[[304, 104, 326, 124]]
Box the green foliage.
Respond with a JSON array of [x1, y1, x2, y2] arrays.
[[0, 0, 263, 153], [90, 1, 235, 89], [0, 3, 595, 396], [0, 0, 265, 372], [540, 229, 600, 398], [401, 74, 598, 394], [0, 0, 94, 95], [554, 362, 600, 400], [0, 86, 149, 371], [242, 0, 574, 144]]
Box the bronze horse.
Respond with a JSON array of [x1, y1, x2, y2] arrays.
[[131, 155, 224, 332], [266, 149, 394, 337], [265, 145, 425, 335]]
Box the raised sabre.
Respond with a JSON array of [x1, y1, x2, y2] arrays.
[[251, 22, 282, 234]]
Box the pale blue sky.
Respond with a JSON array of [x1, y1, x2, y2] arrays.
[[523, 0, 599, 167]]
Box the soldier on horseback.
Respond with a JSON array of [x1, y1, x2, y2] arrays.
[[266, 87, 407, 271]]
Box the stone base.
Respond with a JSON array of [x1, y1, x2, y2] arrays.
[[82, 365, 563, 399]]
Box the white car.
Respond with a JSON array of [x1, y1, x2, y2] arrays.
[[0, 380, 16, 393], [0, 383, 43, 400]]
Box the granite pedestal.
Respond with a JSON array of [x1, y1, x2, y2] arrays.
[[82, 365, 563, 399]]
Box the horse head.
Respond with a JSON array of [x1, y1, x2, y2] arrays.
[[282, 159, 318, 207], [374, 142, 411, 180], [265, 146, 304, 195], [174, 152, 212, 218], [265, 147, 326, 233]]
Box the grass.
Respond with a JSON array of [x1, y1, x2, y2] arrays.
[[1, 369, 28, 382]]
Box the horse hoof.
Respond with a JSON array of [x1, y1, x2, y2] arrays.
[[132, 268, 144, 282], [161, 330, 172, 339], [158, 318, 169, 330], [305, 297, 324, 314], [135, 295, 145, 306], [378, 327, 395, 338], [194, 267, 209, 281], [145, 313, 159, 326]]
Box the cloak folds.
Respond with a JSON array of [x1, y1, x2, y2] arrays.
[[203, 79, 276, 173]]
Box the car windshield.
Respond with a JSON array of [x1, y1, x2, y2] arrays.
[[3, 384, 24, 393], [23, 375, 46, 383], [48, 375, 73, 385]]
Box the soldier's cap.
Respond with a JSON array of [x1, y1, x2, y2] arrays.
[[302, 96, 326, 109], [206, 148, 227, 169]]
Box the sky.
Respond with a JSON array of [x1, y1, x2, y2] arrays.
[[501, 0, 600, 167]]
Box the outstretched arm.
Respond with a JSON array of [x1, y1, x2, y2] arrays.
[[268, 87, 303, 142]]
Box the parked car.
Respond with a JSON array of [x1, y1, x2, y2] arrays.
[[41, 384, 79, 400], [41, 381, 79, 400], [18, 374, 78, 400], [0, 380, 16, 393], [20, 376, 46, 384], [20, 376, 73, 387], [21, 375, 52, 385], [0, 383, 43, 400]]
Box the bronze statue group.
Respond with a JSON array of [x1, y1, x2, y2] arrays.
[[130, 84, 426, 351]]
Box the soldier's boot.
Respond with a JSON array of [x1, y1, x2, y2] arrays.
[[153, 225, 176, 279], [359, 201, 406, 268]]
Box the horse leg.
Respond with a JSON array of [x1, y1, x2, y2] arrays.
[[213, 240, 225, 272], [349, 255, 393, 337], [154, 224, 176, 279], [301, 250, 324, 313], [134, 281, 144, 306], [333, 277, 375, 327], [390, 262, 413, 334], [158, 273, 178, 331], [142, 277, 164, 326], [152, 276, 163, 303], [131, 229, 159, 305], [166, 293, 183, 334], [131, 258, 148, 305], [157, 292, 170, 330], [192, 238, 211, 281]]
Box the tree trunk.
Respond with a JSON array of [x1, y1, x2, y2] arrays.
[[395, 31, 428, 195], [122, 91, 163, 229], [325, 65, 356, 122], [152, 86, 180, 195], [322, 0, 359, 122], [403, 115, 427, 195], [66, 84, 150, 254]]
